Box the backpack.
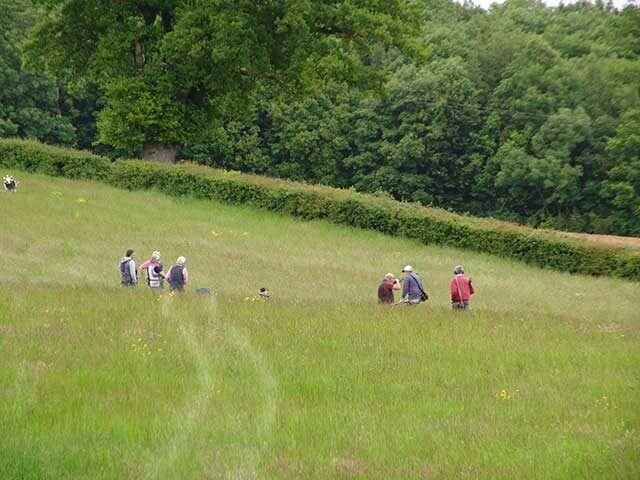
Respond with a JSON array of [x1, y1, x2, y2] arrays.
[[120, 259, 133, 285], [169, 264, 185, 290]]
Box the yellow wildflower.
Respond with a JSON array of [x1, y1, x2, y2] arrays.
[[497, 389, 511, 400]]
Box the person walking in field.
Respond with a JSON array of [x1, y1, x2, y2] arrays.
[[450, 265, 474, 310], [139, 250, 166, 289], [378, 273, 401, 304], [401, 265, 428, 304], [119, 248, 137, 287], [166, 256, 189, 292]]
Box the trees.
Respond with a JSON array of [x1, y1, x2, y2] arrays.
[[171, 1, 640, 235], [28, 0, 423, 162], [6, 0, 640, 235], [0, 0, 76, 144], [601, 109, 640, 235]]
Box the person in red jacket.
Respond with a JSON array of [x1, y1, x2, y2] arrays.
[[450, 265, 474, 310], [378, 273, 401, 304]]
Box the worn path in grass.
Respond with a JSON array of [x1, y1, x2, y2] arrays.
[[0, 172, 638, 478]]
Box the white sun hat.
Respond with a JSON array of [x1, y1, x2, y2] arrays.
[[402, 265, 413, 272]]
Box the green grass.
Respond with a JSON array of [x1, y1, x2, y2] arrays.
[[0, 171, 638, 479]]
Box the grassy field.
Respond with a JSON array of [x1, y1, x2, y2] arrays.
[[0, 171, 638, 479]]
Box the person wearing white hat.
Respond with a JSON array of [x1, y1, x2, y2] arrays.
[[401, 265, 428, 304], [166, 256, 189, 292], [139, 250, 166, 289]]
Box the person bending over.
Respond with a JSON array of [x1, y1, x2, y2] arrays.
[[378, 273, 400, 304]]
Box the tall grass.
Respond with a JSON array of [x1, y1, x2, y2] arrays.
[[0, 172, 638, 478]]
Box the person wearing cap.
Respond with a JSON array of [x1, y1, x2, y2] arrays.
[[401, 265, 427, 304], [450, 265, 474, 310], [378, 273, 400, 304], [166, 256, 189, 292], [139, 250, 166, 289]]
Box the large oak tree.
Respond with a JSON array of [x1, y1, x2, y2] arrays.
[[28, 0, 423, 161]]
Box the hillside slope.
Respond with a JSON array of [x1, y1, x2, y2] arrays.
[[2, 138, 639, 281], [0, 172, 638, 479]]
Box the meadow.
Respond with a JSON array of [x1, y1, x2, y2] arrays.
[[0, 172, 638, 479]]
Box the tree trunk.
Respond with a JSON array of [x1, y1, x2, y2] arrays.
[[133, 40, 145, 68], [142, 143, 179, 163]]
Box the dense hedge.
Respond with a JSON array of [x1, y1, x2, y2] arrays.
[[2, 138, 639, 280]]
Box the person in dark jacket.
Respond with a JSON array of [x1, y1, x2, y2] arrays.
[[401, 265, 427, 305], [166, 256, 189, 292]]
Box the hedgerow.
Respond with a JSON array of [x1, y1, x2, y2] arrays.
[[1, 138, 639, 280]]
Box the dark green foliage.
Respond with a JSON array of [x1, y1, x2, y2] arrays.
[[1, 138, 638, 281], [27, 0, 424, 155], [0, 0, 76, 145], [0, 138, 111, 179], [5, 0, 638, 236], [0, 0, 102, 149], [193, 1, 640, 236], [601, 109, 640, 235]]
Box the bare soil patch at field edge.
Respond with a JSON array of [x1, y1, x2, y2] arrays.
[[560, 231, 640, 249]]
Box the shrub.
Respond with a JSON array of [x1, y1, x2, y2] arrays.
[[1, 138, 639, 281], [0, 138, 112, 180]]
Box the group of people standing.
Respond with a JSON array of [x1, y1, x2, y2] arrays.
[[378, 264, 475, 310], [119, 249, 189, 291], [119, 249, 474, 309]]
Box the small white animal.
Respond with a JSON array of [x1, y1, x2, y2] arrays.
[[3, 175, 18, 192]]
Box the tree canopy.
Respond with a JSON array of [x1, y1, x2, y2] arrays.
[[0, 0, 77, 144], [2, 0, 640, 235], [27, 0, 424, 160]]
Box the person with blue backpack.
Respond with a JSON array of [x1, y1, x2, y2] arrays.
[[166, 256, 189, 292], [119, 249, 138, 287]]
